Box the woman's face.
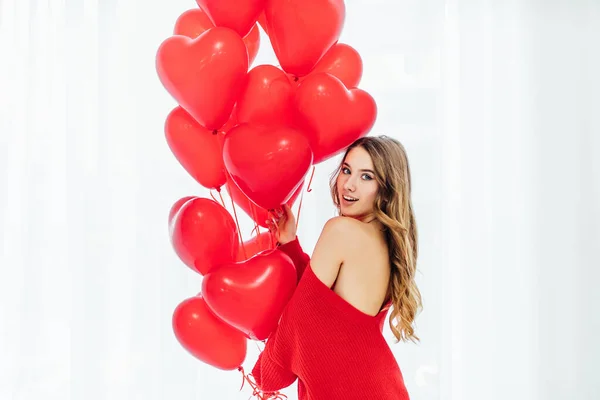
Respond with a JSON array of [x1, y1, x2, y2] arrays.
[[335, 146, 380, 220]]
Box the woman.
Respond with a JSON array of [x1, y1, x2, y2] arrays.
[[251, 135, 422, 400]]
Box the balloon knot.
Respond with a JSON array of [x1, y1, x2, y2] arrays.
[[212, 129, 218, 135]]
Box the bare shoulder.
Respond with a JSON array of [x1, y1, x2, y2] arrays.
[[326, 218, 391, 317], [310, 216, 363, 288], [323, 215, 364, 234]]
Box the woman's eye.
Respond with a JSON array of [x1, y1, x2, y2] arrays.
[[362, 174, 373, 180], [342, 167, 350, 174]]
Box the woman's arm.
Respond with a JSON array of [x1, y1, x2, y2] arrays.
[[266, 204, 310, 282], [276, 237, 310, 282], [252, 217, 351, 392], [306, 216, 348, 287], [276, 216, 352, 284], [251, 347, 297, 393]]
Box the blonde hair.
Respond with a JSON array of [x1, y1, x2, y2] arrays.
[[329, 135, 422, 343]]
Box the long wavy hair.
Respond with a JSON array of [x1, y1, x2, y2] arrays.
[[329, 135, 422, 343]]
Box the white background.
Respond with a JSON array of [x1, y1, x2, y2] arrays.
[[1, 0, 599, 399]]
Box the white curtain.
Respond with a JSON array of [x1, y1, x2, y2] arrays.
[[1, 0, 598, 399]]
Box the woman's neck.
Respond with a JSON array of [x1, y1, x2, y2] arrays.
[[354, 213, 385, 232]]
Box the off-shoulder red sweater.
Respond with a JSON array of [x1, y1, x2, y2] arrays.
[[250, 237, 410, 400]]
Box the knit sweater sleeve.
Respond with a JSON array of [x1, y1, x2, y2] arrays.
[[251, 337, 297, 392], [276, 237, 310, 283]]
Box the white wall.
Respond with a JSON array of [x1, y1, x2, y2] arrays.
[[1, 0, 598, 399]]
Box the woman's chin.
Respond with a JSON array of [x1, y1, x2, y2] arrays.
[[340, 209, 358, 218]]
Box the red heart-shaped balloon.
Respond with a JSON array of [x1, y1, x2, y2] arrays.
[[236, 231, 275, 261], [294, 72, 377, 164], [221, 107, 239, 133], [236, 65, 296, 127], [174, 8, 261, 66], [168, 196, 196, 229], [291, 43, 363, 89], [156, 28, 248, 130], [170, 197, 239, 275], [223, 123, 313, 210], [172, 294, 247, 370], [265, 0, 345, 76], [243, 24, 261, 67], [202, 249, 297, 340], [196, 0, 267, 37], [165, 107, 227, 190], [174, 8, 215, 38], [226, 173, 303, 229]]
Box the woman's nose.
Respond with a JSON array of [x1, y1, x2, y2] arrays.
[[343, 177, 356, 192]]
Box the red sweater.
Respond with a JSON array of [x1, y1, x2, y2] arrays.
[[251, 237, 410, 400]]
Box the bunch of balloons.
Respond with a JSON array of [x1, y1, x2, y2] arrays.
[[156, 0, 377, 372]]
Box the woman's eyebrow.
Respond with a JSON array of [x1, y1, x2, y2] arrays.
[[343, 162, 374, 173]]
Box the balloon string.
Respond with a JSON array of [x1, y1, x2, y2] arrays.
[[267, 227, 276, 246], [250, 221, 262, 238], [306, 166, 315, 193], [254, 340, 265, 352], [217, 188, 226, 208], [237, 367, 288, 400], [250, 223, 259, 238], [295, 166, 315, 230], [210, 187, 228, 210], [296, 191, 304, 231], [250, 207, 260, 237], [229, 193, 247, 260], [238, 366, 246, 392], [250, 208, 272, 249], [209, 189, 220, 205]]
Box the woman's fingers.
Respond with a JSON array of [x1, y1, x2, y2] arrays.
[[269, 209, 286, 226], [283, 204, 293, 219], [266, 217, 281, 232], [265, 219, 275, 230]]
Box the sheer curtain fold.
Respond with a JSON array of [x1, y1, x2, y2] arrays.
[[1, 0, 598, 399], [441, 2, 540, 398]]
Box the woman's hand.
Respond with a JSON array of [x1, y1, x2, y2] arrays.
[[266, 204, 297, 245]]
